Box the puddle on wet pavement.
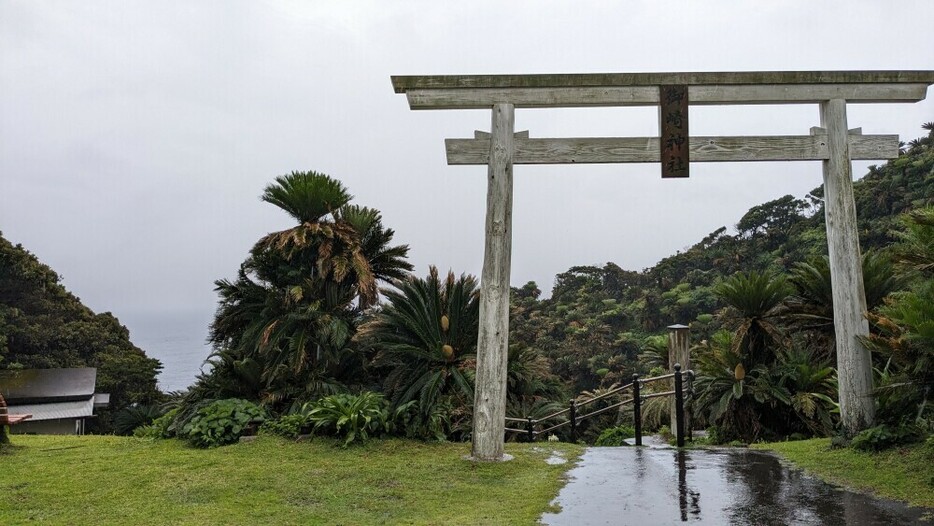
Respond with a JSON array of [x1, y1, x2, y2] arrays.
[[545, 451, 568, 465], [541, 446, 932, 525]]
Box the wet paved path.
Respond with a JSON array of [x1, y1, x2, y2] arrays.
[[541, 446, 931, 525]]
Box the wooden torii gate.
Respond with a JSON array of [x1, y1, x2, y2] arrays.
[[391, 71, 934, 461]]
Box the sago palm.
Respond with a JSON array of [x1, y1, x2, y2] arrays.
[[360, 267, 480, 419], [694, 331, 792, 442], [715, 271, 790, 365], [777, 345, 838, 435], [255, 171, 388, 308], [638, 334, 669, 371], [785, 251, 904, 336], [892, 207, 934, 276], [205, 171, 411, 410]]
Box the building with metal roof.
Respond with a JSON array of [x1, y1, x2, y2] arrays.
[[0, 368, 109, 435]]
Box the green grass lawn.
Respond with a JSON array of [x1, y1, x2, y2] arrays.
[[0, 435, 583, 525], [753, 438, 934, 509]]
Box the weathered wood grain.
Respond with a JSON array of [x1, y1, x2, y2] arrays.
[[471, 103, 514, 462], [406, 83, 929, 109], [660, 85, 690, 178], [821, 98, 875, 434], [392, 71, 934, 93], [445, 134, 898, 165], [408, 86, 658, 109], [667, 325, 690, 439], [473, 130, 529, 139]]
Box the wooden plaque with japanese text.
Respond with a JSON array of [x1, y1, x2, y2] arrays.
[[660, 85, 689, 178]]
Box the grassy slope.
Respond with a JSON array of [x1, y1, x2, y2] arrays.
[[0, 435, 583, 526], [754, 438, 934, 509]]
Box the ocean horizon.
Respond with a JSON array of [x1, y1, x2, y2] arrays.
[[120, 310, 214, 392]]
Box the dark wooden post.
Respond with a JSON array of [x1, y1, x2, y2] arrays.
[[674, 364, 685, 448], [0, 392, 8, 445], [632, 374, 642, 446], [526, 417, 534, 443], [686, 369, 694, 443], [569, 399, 577, 443]]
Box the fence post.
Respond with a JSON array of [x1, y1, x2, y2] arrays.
[[569, 399, 577, 443], [632, 373, 642, 446], [674, 363, 685, 448], [668, 324, 690, 439], [526, 417, 534, 443]]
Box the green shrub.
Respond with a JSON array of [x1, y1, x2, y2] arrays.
[[260, 414, 310, 439], [706, 425, 722, 445], [921, 435, 934, 460], [850, 424, 924, 452], [114, 404, 164, 435], [595, 425, 635, 447], [306, 392, 389, 446], [179, 399, 265, 448], [133, 408, 179, 439], [392, 398, 462, 441]]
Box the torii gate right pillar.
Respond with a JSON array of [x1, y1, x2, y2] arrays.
[[821, 98, 874, 433]]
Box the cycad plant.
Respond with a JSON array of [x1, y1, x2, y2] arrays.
[[506, 345, 564, 405], [862, 207, 934, 430], [715, 270, 791, 365], [359, 267, 480, 438], [777, 345, 838, 435], [199, 171, 411, 412], [694, 273, 795, 442], [256, 172, 378, 308], [892, 207, 934, 275], [784, 252, 904, 356], [694, 331, 752, 438], [638, 334, 669, 371]]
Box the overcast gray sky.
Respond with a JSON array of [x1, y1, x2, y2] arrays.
[[2, 0, 933, 330]]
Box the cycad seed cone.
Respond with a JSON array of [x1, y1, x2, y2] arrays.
[[441, 315, 450, 331], [734, 363, 746, 381], [442, 344, 454, 360]]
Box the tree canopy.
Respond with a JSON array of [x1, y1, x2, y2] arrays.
[[0, 232, 163, 431]]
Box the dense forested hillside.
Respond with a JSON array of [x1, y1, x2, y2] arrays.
[[509, 123, 934, 395], [0, 234, 163, 430]]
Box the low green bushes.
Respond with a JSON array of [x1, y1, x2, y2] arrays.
[[257, 391, 395, 445], [260, 413, 309, 439], [134, 408, 179, 439], [179, 399, 265, 448], [150, 391, 456, 448], [113, 404, 164, 435], [594, 425, 635, 446], [305, 391, 391, 446], [849, 423, 926, 452]]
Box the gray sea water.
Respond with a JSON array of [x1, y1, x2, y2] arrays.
[[120, 310, 214, 392]]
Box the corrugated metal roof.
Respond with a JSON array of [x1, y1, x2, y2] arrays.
[[7, 398, 95, 421], [0, 368, 97, 404]]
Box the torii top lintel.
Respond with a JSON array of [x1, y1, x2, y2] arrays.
[[391, 70, 934, 109]]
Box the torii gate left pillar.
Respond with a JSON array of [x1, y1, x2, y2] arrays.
[[392, 71, 934, 460], [472, 103, 515, 460]]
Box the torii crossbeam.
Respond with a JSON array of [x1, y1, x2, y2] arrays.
[[391, 70, 934, 461]]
